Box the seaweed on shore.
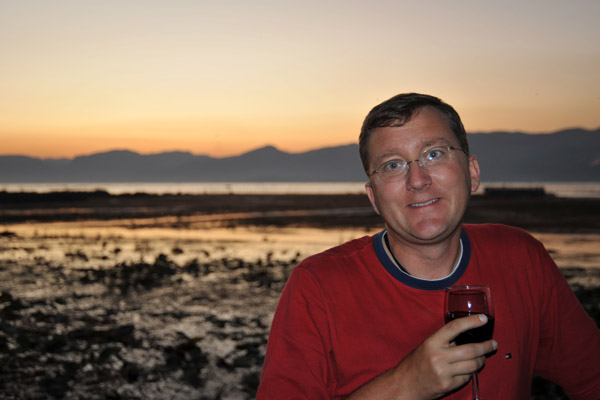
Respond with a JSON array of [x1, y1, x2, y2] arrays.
[[0, 253, 291, 399], [0, 251, 597, 399]]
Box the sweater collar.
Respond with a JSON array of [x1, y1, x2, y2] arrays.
[[373, 229, 471, 290]]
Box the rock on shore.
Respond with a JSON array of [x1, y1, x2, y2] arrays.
[[0, 251, 294, 399], [1, 249, 598, 399]]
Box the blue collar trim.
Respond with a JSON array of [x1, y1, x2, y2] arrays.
[[373, 229, 471, 290]]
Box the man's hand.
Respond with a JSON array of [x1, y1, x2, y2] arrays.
[[348, 314, 497, 400]]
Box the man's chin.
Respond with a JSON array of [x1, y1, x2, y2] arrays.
[[388, 222, 461, 245]]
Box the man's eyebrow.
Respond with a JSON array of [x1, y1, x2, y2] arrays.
[[420, 138, 453, 148], [373, 149, 404, 165], [379, 139, 452, 157]]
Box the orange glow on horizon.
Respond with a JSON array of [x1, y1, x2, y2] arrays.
[[1, 2, 599, 159], [0, 115, 362, 158], [3, 101, 600, 159]]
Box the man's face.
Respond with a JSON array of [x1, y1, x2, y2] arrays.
[[365, 107, 480, 247]]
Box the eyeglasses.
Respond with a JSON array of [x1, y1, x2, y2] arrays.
[[368, 146, 467, 182]]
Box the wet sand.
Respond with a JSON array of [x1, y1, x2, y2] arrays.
[[0, 192, 598, 399]]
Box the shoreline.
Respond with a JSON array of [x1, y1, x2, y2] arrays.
[[1, 191, 600, 233], [0, 238, 597, 399], [1, 190, 598, 398]]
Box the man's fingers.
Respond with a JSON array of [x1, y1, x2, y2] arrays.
[[441, 314, 489, 343], [448, 357, 486, 377], [438, 314, 498, 362], [446, 340, 497, 364]]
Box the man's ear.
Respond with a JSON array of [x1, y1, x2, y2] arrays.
[[468, 155, 481, 193], [365, 182, 380, 215]]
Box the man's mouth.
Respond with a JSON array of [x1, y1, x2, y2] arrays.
[[409, 198, 439, 208]]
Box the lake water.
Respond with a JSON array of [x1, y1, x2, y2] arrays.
[[2, 181, 600, 198]]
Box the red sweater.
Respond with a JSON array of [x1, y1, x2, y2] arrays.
[[258, 224, 600, 399]]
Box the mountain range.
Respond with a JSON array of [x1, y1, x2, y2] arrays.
[[1, 128, 599, 183]]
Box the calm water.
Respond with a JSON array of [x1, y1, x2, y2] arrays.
[[1, 181, 600, 198]]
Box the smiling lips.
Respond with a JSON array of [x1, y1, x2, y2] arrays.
[[409, 198, 439, 208]]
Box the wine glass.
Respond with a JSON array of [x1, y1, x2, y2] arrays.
[[444, 285, 494, 400]]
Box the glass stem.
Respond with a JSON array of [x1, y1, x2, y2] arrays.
[[472, 372, 481, 400]]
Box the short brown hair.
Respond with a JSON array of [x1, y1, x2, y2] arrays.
[[358, 93, 469, 175]]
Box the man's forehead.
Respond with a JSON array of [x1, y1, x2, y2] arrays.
[[370, 137, 455, 164], [370, 126, 455, 148]]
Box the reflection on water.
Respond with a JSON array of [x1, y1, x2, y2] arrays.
[[1, 219, 596, 399], [534, 233, 600, 269], [1, 219, 378, 271], [532, 232, 600, 287], [1, 218, 598, 399], [2, 219, 598, 274]]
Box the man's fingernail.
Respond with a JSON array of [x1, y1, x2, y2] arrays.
[[479, 314, 488, 323], [492, 340, 498, 350]]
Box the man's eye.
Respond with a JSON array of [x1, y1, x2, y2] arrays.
[[384, 161, 404, 171], [425, 148, 446, 161]]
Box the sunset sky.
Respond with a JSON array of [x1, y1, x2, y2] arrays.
[[1, 0, 599, 159]]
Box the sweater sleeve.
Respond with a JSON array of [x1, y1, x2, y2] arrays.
[[532, 241, 600, 399], [257, 265, 336, 399]]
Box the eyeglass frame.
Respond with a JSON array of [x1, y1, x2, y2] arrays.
[[367, 145, 468, 181]]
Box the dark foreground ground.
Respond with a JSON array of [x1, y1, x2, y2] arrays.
[[1, 190, 600, 232], [1, 254, 598, 400], [0, 191, 599, 399]]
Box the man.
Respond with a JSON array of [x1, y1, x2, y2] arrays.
[[257, 93, 600, 399]]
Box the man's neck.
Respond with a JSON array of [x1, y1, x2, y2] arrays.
[[385, 229, 463, 280]]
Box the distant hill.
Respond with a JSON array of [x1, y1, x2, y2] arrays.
[[0, 128, 598, 182], [468, 128, 600, 182]]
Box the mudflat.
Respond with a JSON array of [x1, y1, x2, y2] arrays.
[[0, 191, 598, 399]]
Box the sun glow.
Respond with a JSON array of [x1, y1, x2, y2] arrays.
[[1, 1, 599, 158]]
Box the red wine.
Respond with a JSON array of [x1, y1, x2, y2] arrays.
[[445, 311, 495, 345]]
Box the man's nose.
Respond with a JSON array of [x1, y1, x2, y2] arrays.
[[405, 160, 432, 190]]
